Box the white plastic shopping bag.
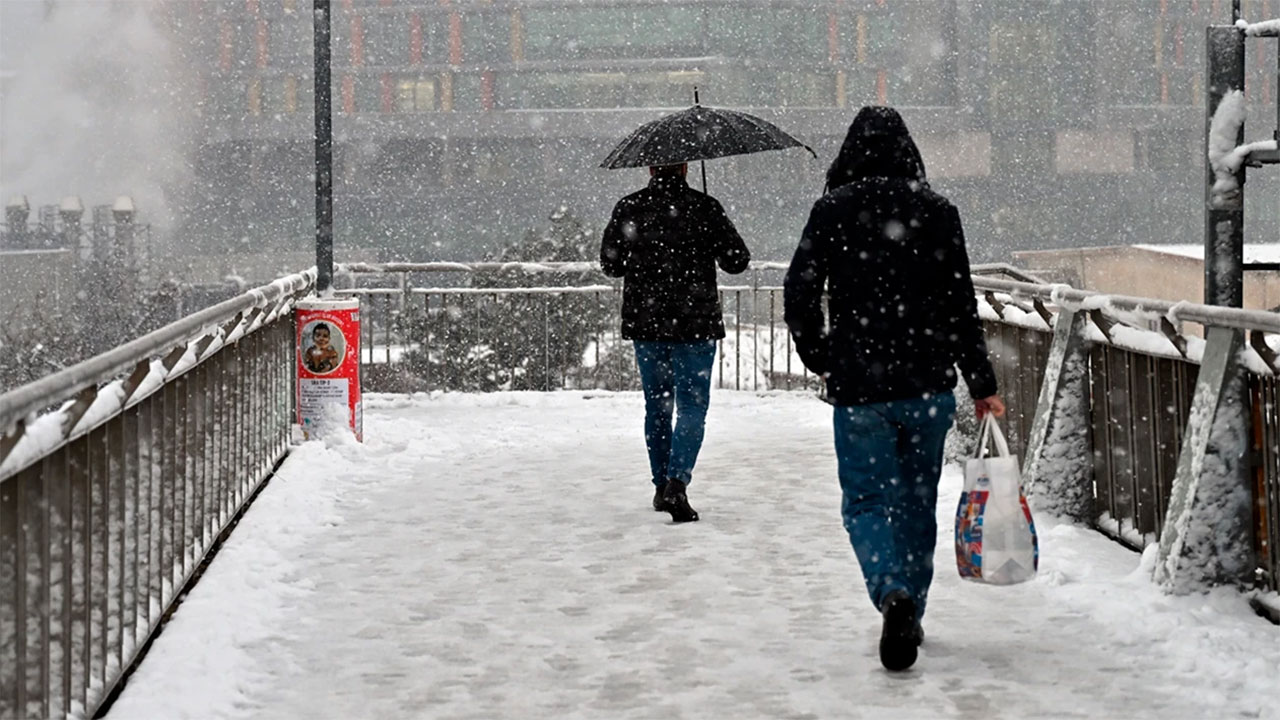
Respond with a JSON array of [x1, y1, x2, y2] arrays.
[[955, 415, 1039, 585]]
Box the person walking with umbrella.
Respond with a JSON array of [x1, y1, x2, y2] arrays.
[[784, 106, 1004, 671], [599, 162, 749, 523], [600, 95, 813, 523]]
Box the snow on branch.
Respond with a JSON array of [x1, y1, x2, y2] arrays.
[[1236, 17, 1280, 36]]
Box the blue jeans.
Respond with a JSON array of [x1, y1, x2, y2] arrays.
[[833, 392, 956, 621], [633, 340, 718, 485]]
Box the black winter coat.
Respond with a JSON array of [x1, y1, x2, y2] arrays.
[[600, 175, 750, 341], [784, 106, 998, 406]]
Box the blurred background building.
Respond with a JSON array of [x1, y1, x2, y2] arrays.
[[144, 0, 1280, 263]]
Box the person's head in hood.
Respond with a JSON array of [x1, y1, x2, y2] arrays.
[[824, 106, 927, 193]]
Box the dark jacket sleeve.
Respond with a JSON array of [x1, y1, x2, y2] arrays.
[[784, 202, 830, 377], [599, 200, 630, 278], [708, 198, 750, 274], [939, 205, 998, 399]]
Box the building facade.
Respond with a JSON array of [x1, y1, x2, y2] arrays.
[[155, 0, 1280, 261]]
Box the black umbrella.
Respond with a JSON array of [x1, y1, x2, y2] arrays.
[[601, 93, 816, 192]]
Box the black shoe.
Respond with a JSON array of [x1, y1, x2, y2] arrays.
[[879, 589, 919, 671], [653, 482, 668, 512], [911, 622, 925, 648], [662, 478, 699, 523]]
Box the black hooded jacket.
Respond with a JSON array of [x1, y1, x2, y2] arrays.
[[600, 174, 750, 341], [783, 106, 998, 405]]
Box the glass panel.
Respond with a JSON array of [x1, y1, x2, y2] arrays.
[[397, 78, 437, 112], [987, 22, 1055, 122], [365, 13, 411, 66], [419, 13, 449, 65], [843, 1, 954, 107], [523, 6, 704, 61], [355, 73, 382, 113], [496, 69, 705, 110], [269, 16, 310, 69], [706, 7, 824, 61], [489, 67, 835, 111], [460, 11, 510, 64]]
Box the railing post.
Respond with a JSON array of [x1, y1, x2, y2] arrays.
[[1204, 24, 1246, 308], [1022, 308, 1094, 522], [1155, 326, 1254, 593]]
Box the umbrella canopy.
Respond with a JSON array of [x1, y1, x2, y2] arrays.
[[600, 105, 816, 169]]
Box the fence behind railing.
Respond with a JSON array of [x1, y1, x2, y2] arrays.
[[338, 262, 819, 394], [0, 271, 314, 719]]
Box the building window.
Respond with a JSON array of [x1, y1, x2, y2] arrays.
[[841, 2, 955, 107], [365, 13, 411, 66], [522, 6, 702, 61], [397, 78, 437, 112]]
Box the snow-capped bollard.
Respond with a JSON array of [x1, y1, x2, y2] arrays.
[[296, 298, 363, 441]]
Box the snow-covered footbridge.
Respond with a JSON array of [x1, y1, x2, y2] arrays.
[[2, 264, 1278, 719]]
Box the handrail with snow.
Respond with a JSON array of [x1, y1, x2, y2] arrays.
[[972, 275, 1280, 334], [0, 270, 316, 438]]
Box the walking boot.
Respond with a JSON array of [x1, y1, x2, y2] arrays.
[[879, 589, 918, 671], [662, 478, 699, 523], [653, 481, 668, 512]]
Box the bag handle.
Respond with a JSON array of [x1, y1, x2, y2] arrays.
[[974, 415, 1012, 459]]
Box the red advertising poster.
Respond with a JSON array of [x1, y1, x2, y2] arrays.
[[296, 298, 362, 441]]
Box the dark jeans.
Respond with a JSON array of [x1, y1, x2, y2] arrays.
[[633, 340, 718, 485], [833, 392, 956, 621]]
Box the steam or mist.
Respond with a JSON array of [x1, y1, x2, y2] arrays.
[[0, 1, 196, 231]]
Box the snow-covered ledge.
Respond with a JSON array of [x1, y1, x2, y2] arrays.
[[1235, 17, 1280, 36]]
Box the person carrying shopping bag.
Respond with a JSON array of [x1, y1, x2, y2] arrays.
[[784, 106, 1004, 671]]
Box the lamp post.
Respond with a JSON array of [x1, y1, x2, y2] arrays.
[[298, 0, 361, 442], [314, 0, 334, 295]]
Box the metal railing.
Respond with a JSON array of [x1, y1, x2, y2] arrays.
[[0, 271, 315, 719], [338, 262, 818, 394], [974, 275, 1280, 596], [5, 257, 1275, 720]]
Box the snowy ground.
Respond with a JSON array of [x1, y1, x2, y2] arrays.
[[109, 392, 1279, 720]]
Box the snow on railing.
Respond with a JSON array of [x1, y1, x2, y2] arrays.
[[0, 270, 315, 477], [1208, 90, 1249, 203], [974, 274, 1280, 601], [974, 275, 1280, 336], [0, 269, 315, 719], [1236, 17, 1280, 36]]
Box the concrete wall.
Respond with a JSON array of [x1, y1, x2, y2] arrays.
[[1014, 246, 1280, 312]]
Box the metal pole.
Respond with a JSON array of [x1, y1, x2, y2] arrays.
[[693, 86, 707, 193], [1232, 0, 1241, 24], [314, 0, 334, 295], [1204, 25, 1246, 307]]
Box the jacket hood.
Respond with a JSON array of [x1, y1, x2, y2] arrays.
[[824, 106, 927, 192]]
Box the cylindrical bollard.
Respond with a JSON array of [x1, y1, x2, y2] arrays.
[[296, 298, 363, 441]]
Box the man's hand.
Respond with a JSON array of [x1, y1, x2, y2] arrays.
[[975, 395, 1006, 420]]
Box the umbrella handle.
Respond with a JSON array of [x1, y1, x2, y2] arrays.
[[700, 160, 707, 194]]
